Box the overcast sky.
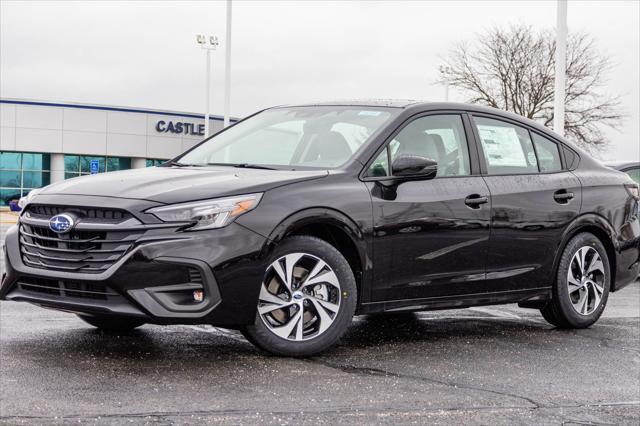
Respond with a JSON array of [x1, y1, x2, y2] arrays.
[[1, 0, 638, 161]]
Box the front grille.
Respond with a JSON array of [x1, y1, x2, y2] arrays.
[[17, 277, 116, 300], [26, 205, 131, 223], [19, 205, 143, 274]]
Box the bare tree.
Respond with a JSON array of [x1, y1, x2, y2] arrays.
[[439, 25, 623, 151]]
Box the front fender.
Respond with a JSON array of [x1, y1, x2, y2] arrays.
[[267, 207, 364, 244], [259, 207, 372, 305]]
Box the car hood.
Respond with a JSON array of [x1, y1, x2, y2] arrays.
[[40, 166, 329, 205]]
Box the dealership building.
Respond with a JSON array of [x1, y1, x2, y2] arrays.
[[0, 98, 234, 206]]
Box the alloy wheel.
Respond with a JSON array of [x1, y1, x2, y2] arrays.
[[258, 253, 342, 341], [567, 246, 606, 316]]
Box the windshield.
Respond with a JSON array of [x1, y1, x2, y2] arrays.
[[177, 106, 395, 169]]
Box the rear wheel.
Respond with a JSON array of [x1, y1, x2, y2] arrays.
[[77, 314, 145, 332], [540, 232, 610, 328], [241, 236, 357, 357]]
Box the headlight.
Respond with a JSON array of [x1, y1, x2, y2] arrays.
[[147, 193, 263, 231]]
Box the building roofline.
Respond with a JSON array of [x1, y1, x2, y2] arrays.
[[0, 98, 237, 122]]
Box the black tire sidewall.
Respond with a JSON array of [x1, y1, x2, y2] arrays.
[[243, 236, 357, 357], [553, 233, 611, 328]]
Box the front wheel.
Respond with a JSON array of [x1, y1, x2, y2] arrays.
[[540, 232, 610, 328], [241, 236, 357, 357], [77, 314, 145, 332]]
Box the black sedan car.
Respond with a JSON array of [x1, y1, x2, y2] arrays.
[[2, 101, 639, 356]]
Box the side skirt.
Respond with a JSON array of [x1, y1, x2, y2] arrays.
[[358, 287, 551, 314]]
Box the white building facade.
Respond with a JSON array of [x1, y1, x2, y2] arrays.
[[0, 98, 233, 206]]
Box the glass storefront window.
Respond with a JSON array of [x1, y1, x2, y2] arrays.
[[22, 153, 51, 170], [0, 170, 21, 188], [64, 155, 80, 172], [0, 152, 21, 169], [2, 152, 137, 206], [64, 155, 132, 178], [0, 151, 51, 206], [0, 188, 22, 206], [22, 171, 50, 188], [107, 157, 131, 171]]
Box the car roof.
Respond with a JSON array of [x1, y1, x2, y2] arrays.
[[276, 100, 582, 149], [284, 99, 423, 108], [283, 100, 531, 115], [280, 100, 555, 127]]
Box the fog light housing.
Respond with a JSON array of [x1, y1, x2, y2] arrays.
[[193, 289, 204, 303]]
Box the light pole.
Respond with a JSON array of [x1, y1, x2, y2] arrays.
[[553, 0, 568, 137], [223, 0, 232, 128], [196, 34, 219, 137], [439, 65, 452, 101]]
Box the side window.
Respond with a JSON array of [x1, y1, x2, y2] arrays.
[[531, 132, 562, 172], [474, 117, 538, 175], [385, 115, 471, 177]]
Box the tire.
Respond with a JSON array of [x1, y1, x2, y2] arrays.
[[540, 232, 611, 328], [241, 236, 357, 357], [77, 314, 145, 332]]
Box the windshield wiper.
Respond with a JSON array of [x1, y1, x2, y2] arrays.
[[207, 162, 276, 170], [166, 161, 205, 167]]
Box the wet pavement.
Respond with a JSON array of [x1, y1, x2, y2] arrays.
[[1, 282, 638, 425], [0, 214, 17, 271]]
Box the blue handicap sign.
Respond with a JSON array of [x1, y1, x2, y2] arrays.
[[90, 159, 100, 175]]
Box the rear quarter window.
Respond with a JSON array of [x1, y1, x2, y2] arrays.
[[562, 146, 580, 170], [531, 132, 562, 173]]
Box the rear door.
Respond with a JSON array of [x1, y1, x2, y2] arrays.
[[470, 115, 582, 291], [364, 113, 492, 301]]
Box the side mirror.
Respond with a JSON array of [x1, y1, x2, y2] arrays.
[[391, 154, 438, 180]]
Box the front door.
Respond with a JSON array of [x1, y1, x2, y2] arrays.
[[365, 113, 492, 302]]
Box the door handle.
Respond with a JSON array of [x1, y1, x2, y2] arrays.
[[554, 190, 574, 203], [465, 194, 489, 208]]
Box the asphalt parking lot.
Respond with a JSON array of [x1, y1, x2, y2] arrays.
[[1, 221, 639, 425]]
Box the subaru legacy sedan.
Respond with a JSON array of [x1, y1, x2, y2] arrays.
[[2, 101, 639, 356]]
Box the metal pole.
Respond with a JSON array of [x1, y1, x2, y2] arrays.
[[205, 48, 211, 137], [439, 64, 451, 102], [223, 0, 232, 127], [553, 0, 568, 136]]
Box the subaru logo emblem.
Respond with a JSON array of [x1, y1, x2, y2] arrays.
[[49, 214, 75, 234]]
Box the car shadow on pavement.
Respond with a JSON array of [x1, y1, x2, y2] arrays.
[[3, 326, 255, 366], [2, 312, 560, 366], [338, 312, 550, 349]]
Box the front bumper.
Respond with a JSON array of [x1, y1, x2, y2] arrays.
[[1, 216, 268, 326]]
